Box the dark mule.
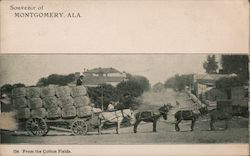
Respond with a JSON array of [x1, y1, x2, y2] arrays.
[[174, 109, 200, 131], [209, 109, 232, 131], [133, 104, 171, 133]]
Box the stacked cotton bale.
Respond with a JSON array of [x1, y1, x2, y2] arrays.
[[70, 85, 87, 97], [71, 86, 92, 117], [12, 87, 30, 120], [13, 85, 92, 120], [28, 87, 47, 118], [41, 85, 60, 119]]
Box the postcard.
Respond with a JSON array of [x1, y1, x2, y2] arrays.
[[0, 0, 249, 156]]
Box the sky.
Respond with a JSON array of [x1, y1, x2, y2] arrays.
[[0, 54, 220, 86]]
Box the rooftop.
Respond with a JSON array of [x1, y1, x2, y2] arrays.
[[195, 74, 237, 83], [84, 67, 122, 74]]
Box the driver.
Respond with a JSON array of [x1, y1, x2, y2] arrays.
[[107, 101, 116, 112]]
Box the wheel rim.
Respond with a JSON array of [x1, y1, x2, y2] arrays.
[[26, 117, 48, 136], [71, 120, 88, 135]]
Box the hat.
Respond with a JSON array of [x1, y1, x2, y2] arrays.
[[79, 74, 85, 78]]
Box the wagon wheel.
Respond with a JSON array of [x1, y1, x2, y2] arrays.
[[26, 117, 49, 136], [71, 120, 88, 135]]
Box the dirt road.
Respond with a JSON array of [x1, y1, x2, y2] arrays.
[[1, 89, 248, 144]]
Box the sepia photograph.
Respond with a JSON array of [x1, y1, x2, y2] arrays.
[[0, 54, 248, 145], [0, 0, 249, 155]]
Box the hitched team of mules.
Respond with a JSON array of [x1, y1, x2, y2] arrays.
[[10, 84, 235, 136]]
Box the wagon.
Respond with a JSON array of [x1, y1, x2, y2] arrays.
[[11, 85, 101, 136], [24, 113, 100, 136]]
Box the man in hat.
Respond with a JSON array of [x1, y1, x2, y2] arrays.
[[90, 103, 102, 113], [107, 101, 116, 112], [76, 74, 85, 86]]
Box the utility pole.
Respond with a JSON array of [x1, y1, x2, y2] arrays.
[[101, 85, 104, 111]]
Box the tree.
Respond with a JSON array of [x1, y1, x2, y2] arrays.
[[36, 73, 76, 86], [12, 83, 25, 88], [174, 74, 186, 91], [0, 84, 13, 96], [116, 80, 143, 109], [221, 55, 249, 83], [116, 80, 143, 98], [164, 76, 176, 88], [164, 74, 193, 91], [87, 84, 118, 110], [0, 83, 25, 96], [126, 74, 150, 91], [203, 55, 218, 74], [87, 79, 145, 110]]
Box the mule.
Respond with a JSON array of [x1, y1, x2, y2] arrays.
[[174, 109, 201, 131], [209, 109, 232, 131], [98, 109, 135, 134], [133, 105, 170, 133]]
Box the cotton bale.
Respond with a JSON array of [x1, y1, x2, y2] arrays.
[[43, 96, 62, 108], [16, 108, 30, 120], [70, 86, 87, 97], [26, 87, 41, 98], [47, 107, 62, 119], [40, 85, 56, 98], [28, 98, 43, 109], [55, 86, 71, 97], [13, 97, 29, 108], [73, 96, 90, 108], [12, 87, 26, 98], [76, 106, 92, 118], [59, 96, 74, 108], [31, 108, 47, 118], [61, 106, 76, 119]]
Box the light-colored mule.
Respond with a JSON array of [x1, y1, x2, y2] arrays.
[[98, 109, 135, 134]]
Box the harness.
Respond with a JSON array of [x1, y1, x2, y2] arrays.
[[179, 110, 194, 120], [100, 110, 130, 121], [139, 111, 154, 120]]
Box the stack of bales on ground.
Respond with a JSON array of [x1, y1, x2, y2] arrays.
[[12, 85, 92, 121]]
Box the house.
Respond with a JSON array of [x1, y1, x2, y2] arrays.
[[192, 74, 248, 115], [75, 67, 127, 87], [193, 73, 237, 98]]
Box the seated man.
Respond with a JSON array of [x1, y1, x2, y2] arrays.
[[90, 103, 102, 113], [107, 101, 116, 112], [76, 75, 85, 86]]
